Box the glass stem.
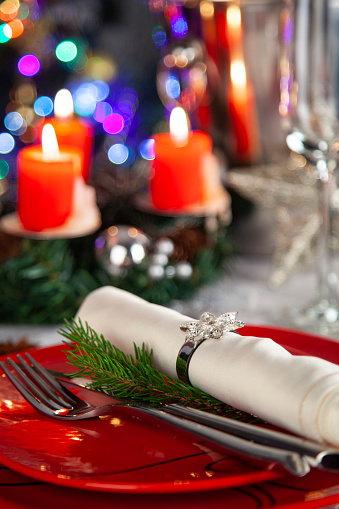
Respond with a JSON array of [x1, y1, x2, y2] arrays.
[[316, 162, 338, 310]]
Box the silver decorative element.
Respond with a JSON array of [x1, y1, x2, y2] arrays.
[[95, 225, 150, 276], [227, 159, 321, 287], [180, 312, 245, 345]]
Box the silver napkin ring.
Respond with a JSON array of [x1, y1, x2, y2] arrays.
[[176, 312, 245, 386]]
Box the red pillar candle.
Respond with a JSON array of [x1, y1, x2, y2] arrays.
[[18, 124, 79, 231], [227, 60, 260, 160], [43, 89, 94, 182], [151, 108, 213, 211], [224, 4, 260, 163]]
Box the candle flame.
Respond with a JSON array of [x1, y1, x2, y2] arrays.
[[169, 107, 189, 147], [54, 89, 74, 119], [42, 123, 60, 161], [227, 5, 241, 28], [230, 60, 247, 88]]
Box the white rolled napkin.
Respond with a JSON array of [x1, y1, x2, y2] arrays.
[[75, 286, 339, 446]]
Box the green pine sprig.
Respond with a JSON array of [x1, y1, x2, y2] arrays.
[[59, 319, 261, 423]]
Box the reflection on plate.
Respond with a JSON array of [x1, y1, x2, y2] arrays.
[[0, 325, 339, 495], [2, 458, 339, 509]]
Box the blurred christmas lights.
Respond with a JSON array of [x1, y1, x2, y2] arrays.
[[108, 143, 129, 164], [0, 133, 15, 154], [33, 96, 54, 117], [55, 40, 77, 63], [17, 54, 40, 76], [103, 113, 124, 135]]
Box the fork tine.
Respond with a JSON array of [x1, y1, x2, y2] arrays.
[[17, 354, 75, 409], [24, 353, 78, 405], [2, 357, 67, 412], [0, 360, 62, 412]]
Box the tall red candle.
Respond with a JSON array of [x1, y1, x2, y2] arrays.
[[18, 124, 79, 231], [227, 60, 260, 160], [224, 4, 260, 163], [151, 108, 213, 211]]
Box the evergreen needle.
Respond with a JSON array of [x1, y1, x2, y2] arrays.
[[59, 319, 261, 423]]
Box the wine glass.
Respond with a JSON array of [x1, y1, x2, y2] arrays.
[[279, 0, 339, 333]]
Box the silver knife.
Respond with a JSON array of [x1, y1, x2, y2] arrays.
[[55, 374, 339, 475]]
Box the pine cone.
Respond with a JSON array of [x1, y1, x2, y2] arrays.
[[159, 227, 207, 263]]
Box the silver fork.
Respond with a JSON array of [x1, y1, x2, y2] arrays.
[[1, 353, 338, 477]]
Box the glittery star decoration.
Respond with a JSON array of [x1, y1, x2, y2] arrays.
[[180, 311, 245, 344], [227, 154, 321, 287]]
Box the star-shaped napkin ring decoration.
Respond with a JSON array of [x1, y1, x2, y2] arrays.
[[176, 312, 245, 385]]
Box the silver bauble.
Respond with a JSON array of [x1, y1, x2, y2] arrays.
[[95, 225, 150, 276]]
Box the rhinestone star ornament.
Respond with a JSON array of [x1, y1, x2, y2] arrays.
[[180, 312, 245, 344]]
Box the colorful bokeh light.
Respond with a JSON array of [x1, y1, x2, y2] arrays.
[[0, 132, 15, 153], [0, 159, 9, 179], [95, 236, 105, 249], [103, 113, 124, 135], [8, 18, 23, 38], [152, 26, 167, 49], [34, 96, 53, 116], [4, 111, 23, 131], [29, 1, 40, 20], [17, 3, 29, 20], [166, 75, 181, 99], [0, 22, 11, 42], [92, 80, 109, 101], [93, 101, 112, 122], [0, 0, 19, 22], [73, 82, 97, 116], [171, 16, 188, 37], [17, 54, 40, 76], [283, 18, 293, 45], [139, 138, 155, 160], [55, 40, 77, 62], [108, 143, 129, 164]]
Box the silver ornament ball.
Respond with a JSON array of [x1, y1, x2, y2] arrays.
[[95, 225, 150, 276]]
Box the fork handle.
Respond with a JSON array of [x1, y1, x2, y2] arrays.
[[139, 406, 309, 476], [162, 404, 339, 471]]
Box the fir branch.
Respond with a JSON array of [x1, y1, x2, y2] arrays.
[[59, 319, 261, 423]]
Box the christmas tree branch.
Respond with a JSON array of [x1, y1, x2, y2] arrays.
[[59, 319, 261, 423]]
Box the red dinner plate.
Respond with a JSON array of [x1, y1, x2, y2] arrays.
[[0, 324, 338, 495]]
